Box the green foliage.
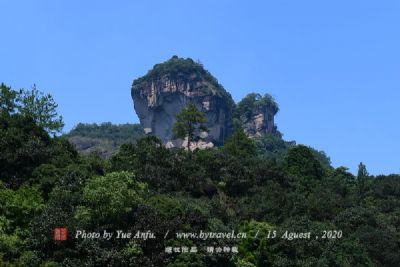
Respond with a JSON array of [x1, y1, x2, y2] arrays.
[[357, 162, 371, 205], [255, 134, 331, 169], [67, 122, 144, 141], [233, 93, 279, 123], [0, 84, 75, 188], [17, 85, 64, 134], [0, 112, 51, 188], [173, 103, 208, 150], [65, 122, 145, 158], [255, 133, 293, 159], [284, 145, 325, 181], [0, 83, 18, 113], [76, 172, 147, 226], [222, 129, 256, 158], [0, 184, 44, 229], [1, 81, 400, 266], [0, 114, 79, 188], [334, 207, 400, 266], [237, 220, 273, 266], [167, 253, 206, 267], [109, 136, 177, 191], [132, 56, 234, 108], [134, 56, 207, 83], [0, 183, 44, 265], [259, 216, 376, 267], [309, 148, 331, 168], [121, 241, 144, 266], [1, 83, 64, 134], [108, 143, 137, 173]]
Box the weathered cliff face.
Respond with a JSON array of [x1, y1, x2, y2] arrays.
[[241, 106, 278, 137], [132, 56, 234, 146]]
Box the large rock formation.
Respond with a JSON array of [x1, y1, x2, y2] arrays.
[[132, 56, 234, 146], [233, 93, 281, 138], [132, 56, 280, 147]]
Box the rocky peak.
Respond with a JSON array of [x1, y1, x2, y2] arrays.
[[233, 93, 280, 138], [132, 56, 281, 147], [132, 56, 234, 146]]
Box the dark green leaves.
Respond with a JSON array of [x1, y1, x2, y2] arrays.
[[173, 103, 208, 150]]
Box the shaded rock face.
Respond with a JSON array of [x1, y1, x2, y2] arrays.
[[132, 57, 234, 145], [233, 93, 281, 138], [242, 106, 277, 138]]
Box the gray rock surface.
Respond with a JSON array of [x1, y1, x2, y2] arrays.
[[132, 57, 234, 145], [242, 105, 278, 137], [131, 56, 280, 147]]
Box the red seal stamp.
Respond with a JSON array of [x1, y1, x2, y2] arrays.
[[54, 227, 68, 241]]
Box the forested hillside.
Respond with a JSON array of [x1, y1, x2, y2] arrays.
[[1, 84, 400, 266], [65, 123, 144, 158]]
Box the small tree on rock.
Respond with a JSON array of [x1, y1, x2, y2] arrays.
[[173, 103, 208, 151]]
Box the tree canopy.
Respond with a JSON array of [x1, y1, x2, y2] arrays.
[[1, 83, 64, 134], [1, 83, 399, 266]]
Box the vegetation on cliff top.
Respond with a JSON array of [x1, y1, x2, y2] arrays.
[[234, 93, 279, 120], [132, 56, 235, 108]]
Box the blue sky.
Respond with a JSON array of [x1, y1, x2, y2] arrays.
[[1, 0, 399, 175]]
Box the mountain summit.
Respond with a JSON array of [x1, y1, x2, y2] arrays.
[[132, 56, 279, 147]]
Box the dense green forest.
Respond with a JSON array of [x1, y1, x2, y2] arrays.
[[1, 84, 400, 266]]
